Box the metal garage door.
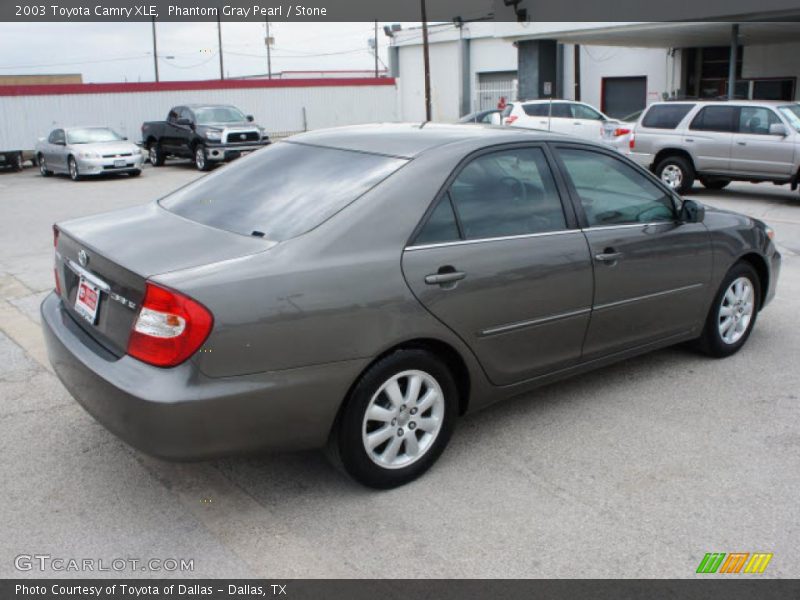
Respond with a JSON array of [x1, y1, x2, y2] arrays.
[[602, 76, 647, 119]]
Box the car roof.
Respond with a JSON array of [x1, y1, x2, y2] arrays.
[[647, 99, 797, 107], [287, 122, 579, 159]]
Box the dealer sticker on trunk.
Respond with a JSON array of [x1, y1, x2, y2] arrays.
[[75, 276, 100, 324]]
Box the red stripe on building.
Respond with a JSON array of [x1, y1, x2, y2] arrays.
[[0, 77, 396, 97]]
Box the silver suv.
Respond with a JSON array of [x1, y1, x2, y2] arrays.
[[629, 100, 800, 194]]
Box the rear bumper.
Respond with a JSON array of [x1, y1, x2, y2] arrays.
[[41, 292, 362, 459]]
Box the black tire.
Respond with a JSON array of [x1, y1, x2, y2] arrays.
[[148, 142, 165, 167], [12, 153, 23, 172], [128, 169, 142, 177], [194, 145, 212, 171], [655, 155, 695, 195], [329, 349, 459, 489], [68, 156, 81, 181], [38, 154, 52, 177], [696, 261, 761, 358], [700, 177, 731, 190]]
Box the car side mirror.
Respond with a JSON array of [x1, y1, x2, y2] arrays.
[[769, 123, 788, 136], [679, 198, 705, 223], [246, 115, 254, 122], [489, 112, 502, 125], [176, 117, 192, 127]]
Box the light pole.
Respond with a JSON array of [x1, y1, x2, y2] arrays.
[[265, 17, 273, 79], [420, 0, 432, 121], [217, 14, 224, 80], [151, 17, 159, 82]]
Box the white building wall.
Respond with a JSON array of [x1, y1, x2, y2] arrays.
[[0, 82, 400, 151]]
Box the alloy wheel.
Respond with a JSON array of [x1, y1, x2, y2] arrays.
[[661, 164, 683, 189], [718, 276, 754, 345], [39, 157, 47, 175], [361, 369, 445, 470], [69, 158, 78, 180], [149, 145, 158, 164], [195, 147, 206, 170]]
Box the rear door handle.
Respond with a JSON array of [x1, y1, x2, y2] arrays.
[[595, 251, 623, 263], [737, 141, 747, 146], [425, 271, 466, 285]]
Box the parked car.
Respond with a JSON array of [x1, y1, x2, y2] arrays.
[[35, 127, 144, 181], [142, 104, 270, 171], [459, 109, 502, 125], [502, 99, 629, 146], [42, 124, 780, 489], [629, 100, 800, 194], [0, 148, 24, 172]]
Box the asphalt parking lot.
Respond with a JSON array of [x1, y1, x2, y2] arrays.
[[0, 161, 798, 579]]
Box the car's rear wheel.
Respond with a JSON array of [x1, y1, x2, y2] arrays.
[[194, 145, 212, 172], [38, 154, 52, 177], [68, 156, 81, 181], [330, 349, 458, 489], [148, 143, 165, 166], [697, 262, 760, 358], [13, 153, 24, 172], [656, 155, 694, 194], [700, 177, 730, 190]]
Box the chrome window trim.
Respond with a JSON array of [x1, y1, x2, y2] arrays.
[[581, 221, 676, 232], [405, 228, 580, 252], [479, 307, 592, 337]]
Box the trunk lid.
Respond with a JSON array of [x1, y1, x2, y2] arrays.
[[55, 202, 272, 356]]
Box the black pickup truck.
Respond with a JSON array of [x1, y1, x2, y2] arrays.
[[141, 104, 270, 171]]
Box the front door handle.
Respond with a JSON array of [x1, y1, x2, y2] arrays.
[[425, 271, 466, 285], [595, 251, 623, 263], [737, 141, 747, 146]]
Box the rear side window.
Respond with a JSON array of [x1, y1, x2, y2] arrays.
[[447, 147, 566, 239], [502, 104, 514, 118], [522, 104, 549, 117], [415, 196, 460, 245], [690, 106, 737, 132], [641, 104, 695, 129], [160, 142, 406, 241], [572, 104, 604, 120]]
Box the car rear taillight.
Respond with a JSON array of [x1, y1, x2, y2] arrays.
[[127, 282, 213, 368], [505, 115, 518, 125], [53, 224, 59, 248], [629, 131, 636, 150], [613, 128, 631, 137]]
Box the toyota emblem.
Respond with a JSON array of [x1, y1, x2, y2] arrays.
[[239, 133, 246, 140], [78, 249, 89, 267]]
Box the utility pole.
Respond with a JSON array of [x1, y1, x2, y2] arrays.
[[151, 17, 159, 82], [420, 0, 432, 121], [727, 23, 739, 100], [265, 17, 272, 79], [374, 20, 379, 77], [217, 14, 224, 80]]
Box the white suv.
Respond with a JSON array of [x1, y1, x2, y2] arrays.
[[502, 100, 631, 147]]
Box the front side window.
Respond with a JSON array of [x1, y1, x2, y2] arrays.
[[161, 142, 406, 241], [572, 104, 604, 120], [641, 104, 695, 129], [690, 106, 737, 132], [557, 147, 675, 227], [445, 147, 566, 240], [48, 129, 64, 144], [550, 103, 572, 118], [738, 106, 781, 134]]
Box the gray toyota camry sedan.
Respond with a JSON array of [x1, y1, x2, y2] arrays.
[[42, 124, 780, 488]]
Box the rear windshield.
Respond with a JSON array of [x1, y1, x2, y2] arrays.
[[641, 104, 695, 129], [160, 142, 406, 241]]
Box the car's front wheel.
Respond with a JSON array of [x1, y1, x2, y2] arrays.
[[330, 349, 458, 489], [13, 153, 24, 172], [656, 155, 694, 194], [697, 262, 760, 358], [148, 143, 165, 167], [68, 156, 81, 181], [194, 145, 212, 172]]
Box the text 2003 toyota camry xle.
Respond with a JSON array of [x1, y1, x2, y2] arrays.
[[42, 124, 780, 488]]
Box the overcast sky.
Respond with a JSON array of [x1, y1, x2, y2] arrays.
[[0, 22, 404, 82]]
